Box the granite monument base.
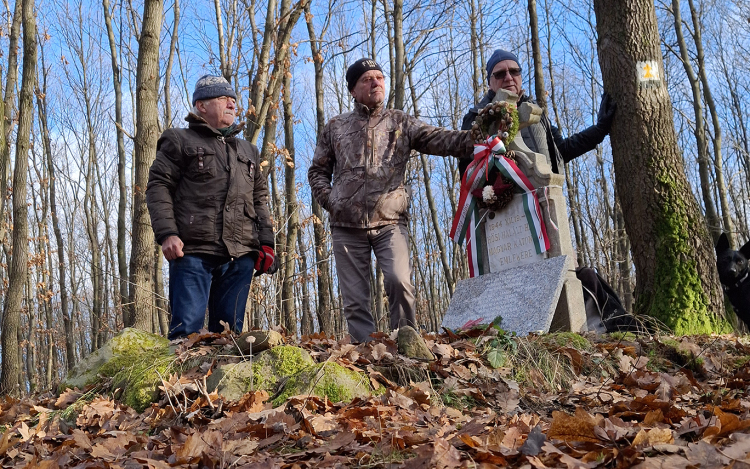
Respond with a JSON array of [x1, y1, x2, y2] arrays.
[[442, 255, 585, 335]]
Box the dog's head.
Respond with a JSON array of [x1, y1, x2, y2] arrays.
[[716, 232, 750, 288]]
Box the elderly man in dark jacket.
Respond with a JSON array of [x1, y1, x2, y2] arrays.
[[146, 75, 276, 339], [461, 49, 616, 175], [309, 58, 473, 343]]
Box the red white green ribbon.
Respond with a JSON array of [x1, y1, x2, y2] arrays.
[[450, 136, 550, 276]]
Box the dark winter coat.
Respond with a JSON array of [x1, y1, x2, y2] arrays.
[[460, 90, 609, 175], [146, 113, 274, 258], [309, 101, 473, 228]]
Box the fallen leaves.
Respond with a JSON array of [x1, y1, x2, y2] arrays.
[[0, 332, 749, 467]]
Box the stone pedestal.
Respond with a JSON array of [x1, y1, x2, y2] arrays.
[[443, 90, 585, 334]]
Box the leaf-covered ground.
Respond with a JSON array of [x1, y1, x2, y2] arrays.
[[3, 328, 750, 468]]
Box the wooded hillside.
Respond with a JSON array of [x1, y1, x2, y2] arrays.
[[0, 0, 747, 393]]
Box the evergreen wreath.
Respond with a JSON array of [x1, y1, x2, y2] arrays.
[[469, 101, 520, 212]]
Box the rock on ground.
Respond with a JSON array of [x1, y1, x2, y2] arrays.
[[207, 345, 378, 405], [62, 328, 173, 412]]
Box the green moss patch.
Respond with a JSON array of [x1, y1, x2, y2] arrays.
[[271, 361, 376, 406], [62, 328, 174, 412]]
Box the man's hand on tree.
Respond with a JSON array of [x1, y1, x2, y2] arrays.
[[162, 235, 185, 261], [597, 92, 617, 132]]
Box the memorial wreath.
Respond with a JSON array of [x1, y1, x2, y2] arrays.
[[450, 100, 550, 277]]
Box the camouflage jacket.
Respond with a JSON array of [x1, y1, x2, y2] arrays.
[[308, 102, 473, 228], [146, 113, 274, 258]]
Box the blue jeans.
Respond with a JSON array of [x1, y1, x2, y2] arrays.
[[168, 253, 255, 339]]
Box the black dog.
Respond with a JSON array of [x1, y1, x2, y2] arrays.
[[715, 232, 750, 327]]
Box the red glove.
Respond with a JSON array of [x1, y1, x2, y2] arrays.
[[255, 245, 275, 274]]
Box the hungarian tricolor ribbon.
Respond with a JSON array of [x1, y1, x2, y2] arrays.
[[450, 136, 550, 277]]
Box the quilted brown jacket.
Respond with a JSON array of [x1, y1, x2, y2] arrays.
[[146, 113, 274, 258], [308, 102, 473, 228]]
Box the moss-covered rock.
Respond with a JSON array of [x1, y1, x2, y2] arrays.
[[235, 330, 284, 354], [206, 345, 378, 405], [270, 361, 375, 406], [397, 326, 435, 361], [62, 328, 173, 412]]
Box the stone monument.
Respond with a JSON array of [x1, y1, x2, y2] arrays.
[[443, 90, 585, 334]]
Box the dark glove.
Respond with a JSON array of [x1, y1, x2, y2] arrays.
[[254, 245, 277, 275], [596, 92, 616, 132]]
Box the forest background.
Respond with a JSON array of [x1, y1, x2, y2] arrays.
[[0, 0, 747, 396]]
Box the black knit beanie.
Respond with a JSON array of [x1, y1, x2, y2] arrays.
[[346, 58, 383, 91]]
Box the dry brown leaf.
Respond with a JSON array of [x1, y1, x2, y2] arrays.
[[174, 430, 221, 461], [306, 414, 339, 437], [404, 382, 431, 407], [631, 428, 674, 447], [71, 428, 92, 451], [501, 425, 525, 449], [222, 438, 260, 456], [684, 440, 727, 469], [432, 438, 463, 469], [547, 409, 600, 443], [371, 343, 393, 361], [55, 389, 83, 409], [387, 390, 416, 410], [623, 369, 661, 391], [642, 409, 665, 427], [0, 428, 20, 456]]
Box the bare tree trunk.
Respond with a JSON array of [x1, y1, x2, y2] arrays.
[[245, 0, 277, 141], [297, 229, 312, 334], [382, 0, 395, 109], [214, 0, 228, 80], [154, 244, 168, 335], [1, 0, 35, 396], [615, 195, 633, 311], [686, 0, 732, 243], [25, 269, 36, 393], [81, 72, 103, 349], [528, 0, 546, 110], [468, 0, 481, 102], [392, 0, 404, 110], [0, 0, 22, 249], [281, 64, 299, 336], [370, 0, 377, 59], [102, 0, 130, 330], [593, 0, 724, 333], [37, 57, 74, 370], [163, 0, 179, 129], [670, 0, 720, 241], [304, 5, 333, 334], [245, 0, 308, 144], [405, 67, 454, 295], [128, 0, 163, 331]]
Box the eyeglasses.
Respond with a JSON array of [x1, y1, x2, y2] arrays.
[[492, 68, 522, 80], [215, 96, 236, 104]]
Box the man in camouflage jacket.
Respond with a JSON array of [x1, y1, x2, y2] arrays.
[[147, 75, 276, 339], [308, 58, 473, 342]]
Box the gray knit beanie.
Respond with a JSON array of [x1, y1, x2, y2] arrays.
[[192, 75, 237, 105], [486, 49, 521, 84]]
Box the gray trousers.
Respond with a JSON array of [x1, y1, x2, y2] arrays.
[[332, 223, 416, 342]]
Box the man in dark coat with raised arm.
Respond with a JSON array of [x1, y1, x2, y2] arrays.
[[461, 49, 616, 175]]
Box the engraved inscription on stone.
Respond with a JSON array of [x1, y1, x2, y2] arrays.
[[484, 196, 545, 272]]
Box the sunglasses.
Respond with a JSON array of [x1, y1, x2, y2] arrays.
[[492, 68, 522, 80]]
